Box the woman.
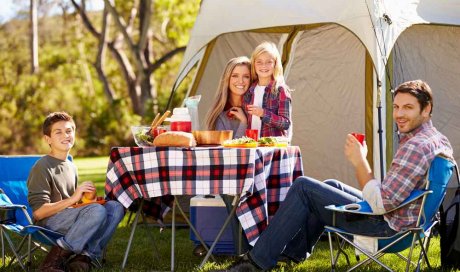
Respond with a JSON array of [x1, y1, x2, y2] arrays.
[[205, 56, 251, 138]]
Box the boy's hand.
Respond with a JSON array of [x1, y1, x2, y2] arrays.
[[73, 181, 96, 203]]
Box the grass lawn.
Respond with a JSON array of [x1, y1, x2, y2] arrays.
[[1, 156, 451, 271]]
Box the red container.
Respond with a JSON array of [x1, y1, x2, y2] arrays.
[[245, 129, 259, 141], [351, 132, 365, 145], [171, 121, 192, 133], [153, 126, 167, 137]]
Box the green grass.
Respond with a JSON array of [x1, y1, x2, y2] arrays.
[[1, 156, 453, 271]]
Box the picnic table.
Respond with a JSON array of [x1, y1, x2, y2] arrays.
[[105, 145, 303, 270]]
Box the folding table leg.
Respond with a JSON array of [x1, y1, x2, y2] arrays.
[[199, 195, 240, 268], [171, 201, 175, 272], [122, 198, 144, 270]]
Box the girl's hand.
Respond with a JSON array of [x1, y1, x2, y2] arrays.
[[227, 107, 247, 124], [247, 105, 264, 118]]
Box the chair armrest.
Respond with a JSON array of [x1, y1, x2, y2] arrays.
[[325, 201, 375, 215], [1, 204, 28, 210], [325, 189, 431, 215]]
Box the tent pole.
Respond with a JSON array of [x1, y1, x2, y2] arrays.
[[377, 81, 384, 181]]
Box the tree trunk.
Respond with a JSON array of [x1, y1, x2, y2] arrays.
[[30, 0, 39, 74]]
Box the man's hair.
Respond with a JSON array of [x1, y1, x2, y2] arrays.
[[394, 79, 433, 115], [43, 112, 75, 136]]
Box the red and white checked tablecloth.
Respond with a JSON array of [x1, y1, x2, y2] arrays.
[[105, 146, 303, 245]]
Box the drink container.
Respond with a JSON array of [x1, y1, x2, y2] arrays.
[[170, 107, 192, 133]]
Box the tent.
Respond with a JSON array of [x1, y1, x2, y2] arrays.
[[170, 0, 460, 188]]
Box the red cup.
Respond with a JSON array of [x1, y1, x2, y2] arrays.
[[351, 133, 365, 145], [245, 129, 259, 141], [153, 126, 167, 137]]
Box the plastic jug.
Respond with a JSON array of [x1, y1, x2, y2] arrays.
[[185, 95, 201, 131], [170, 107, 192, 133]]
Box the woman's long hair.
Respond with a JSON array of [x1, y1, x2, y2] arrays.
[[205, 56, 251, 130]]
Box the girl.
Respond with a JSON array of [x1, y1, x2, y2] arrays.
[[243, 41, 292, 138], [205, 56, 251, 139]]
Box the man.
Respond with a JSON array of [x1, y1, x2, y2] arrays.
[[27, 112, 125, 272], [230, 80, 453, 271]]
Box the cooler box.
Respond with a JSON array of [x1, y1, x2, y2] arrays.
[[189, 195, 235, 255]]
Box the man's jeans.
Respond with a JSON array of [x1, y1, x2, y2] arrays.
[[249, 176, 397, 270], [45, 200, 125, 259]]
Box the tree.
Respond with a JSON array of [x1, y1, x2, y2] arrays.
[[30, 0, 39, 73], [70, 0, 200, 116]]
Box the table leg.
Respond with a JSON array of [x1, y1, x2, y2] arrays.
[[173, 198, 215, 262], [199, 194, 240, 268], [122, 198, 144, 270], [171, 200, 175, 272]]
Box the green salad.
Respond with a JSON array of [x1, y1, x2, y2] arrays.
[[223, 136, 257, 146], [135, 129, 154, 145], [258, 136, 289, 145]]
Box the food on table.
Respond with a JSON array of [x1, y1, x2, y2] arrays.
[[153, 131, 197, 147], [258, 136, 289, 147], [192, 130, 233, 145], [133, 127, 154, 146], [222, 136, 258, 148]]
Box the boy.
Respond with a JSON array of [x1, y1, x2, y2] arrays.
[[27, 112, 124, 272]]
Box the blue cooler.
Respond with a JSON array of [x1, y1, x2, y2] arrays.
[[189, 195, 235, 255]]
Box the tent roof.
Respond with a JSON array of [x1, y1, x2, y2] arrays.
[[179, 0, 460, 81]]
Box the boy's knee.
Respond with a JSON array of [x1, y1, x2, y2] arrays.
[[105, 200, 125, 219], [86, 204, 107, 220]]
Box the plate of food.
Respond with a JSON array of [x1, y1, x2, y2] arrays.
[[258, 137, 289, 147], [222, 136, 258, 148]]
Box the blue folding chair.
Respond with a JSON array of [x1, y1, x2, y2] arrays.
[[325, 154, 456, 272], [0, 155, 66, 271]]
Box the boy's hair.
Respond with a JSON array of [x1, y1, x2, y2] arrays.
[[43, 112, 75, 136], [394, 79, 433, 115]]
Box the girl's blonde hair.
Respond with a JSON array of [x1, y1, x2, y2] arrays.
[[205, 56, 251, 130], [250, 41, 285, 93]]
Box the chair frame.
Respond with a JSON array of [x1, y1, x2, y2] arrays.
[[1, 188, 63, 271], [0, 155, 68, 271], [324, 154, 457, 272]]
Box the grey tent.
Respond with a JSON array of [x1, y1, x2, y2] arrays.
[[171, 0, 460, 187]]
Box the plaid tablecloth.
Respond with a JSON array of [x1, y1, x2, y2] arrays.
[[105, 146, 303, 245]]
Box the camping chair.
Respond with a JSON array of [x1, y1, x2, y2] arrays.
[[0, 155, 65, 271], [324, 154, 456, 272]]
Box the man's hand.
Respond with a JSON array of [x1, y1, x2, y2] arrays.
[[344, 134, 374, 189], [344, 134, 368, 167]]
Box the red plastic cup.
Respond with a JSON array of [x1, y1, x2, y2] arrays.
[[351, 133, 365, 145], [245, 129, 259, 141], [153, 126, 167, 137]]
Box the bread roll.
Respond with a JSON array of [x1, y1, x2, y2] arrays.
[[153, 131, 197, 147]]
